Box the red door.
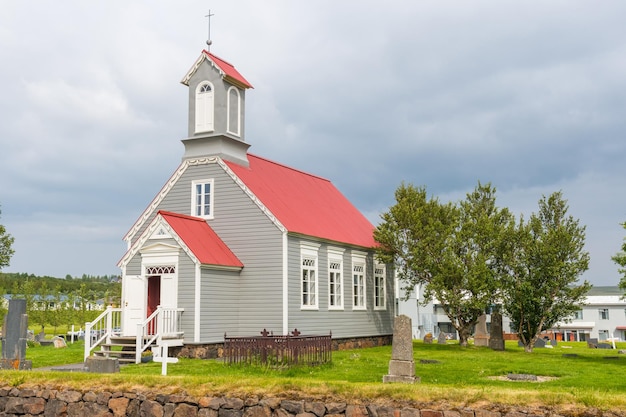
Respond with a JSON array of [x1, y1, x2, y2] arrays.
[[147, 276, 161, 334]]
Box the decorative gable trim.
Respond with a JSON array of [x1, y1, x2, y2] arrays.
[[123, 157, 287, 245], [181, 51, 252, 90], [149, 226, 171, 240], [119, 214, 200, 269]]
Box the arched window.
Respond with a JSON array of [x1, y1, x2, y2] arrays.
[[195, 82, 214, 133], [227, 86, 241, 137]]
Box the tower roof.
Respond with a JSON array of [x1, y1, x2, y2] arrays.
[[181, 50, 253, 89]]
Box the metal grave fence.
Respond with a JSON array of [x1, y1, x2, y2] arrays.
[[224, 329, 332, 366]]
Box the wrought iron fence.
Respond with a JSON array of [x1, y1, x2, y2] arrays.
[[224, 329, 332, 367]]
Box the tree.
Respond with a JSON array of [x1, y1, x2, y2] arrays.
[[500, 192, 591, 353], [375, 182, 513, 346], [612, 222, 626, 293], [0, 206, 15, 270]]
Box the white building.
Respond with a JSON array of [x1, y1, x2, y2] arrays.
[[554, 286, 626, 342], [396, 281, 626, 342]]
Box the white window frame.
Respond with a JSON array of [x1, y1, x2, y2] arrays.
[[352, 253, 366, 310], [226, 86, 241, 137], [598, 329, 609, 341], [191, 179, 214, 219], [599, 308, 609, 320], [300, 243, 320, 310], [328, 248, 345, 310], [374, 263, 386, 310], [195, 81, 215, 133]]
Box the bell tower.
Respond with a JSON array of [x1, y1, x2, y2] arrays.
[[180, 50, 253, 166]]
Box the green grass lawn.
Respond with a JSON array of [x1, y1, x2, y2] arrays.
[[13, 340, 626, 412]]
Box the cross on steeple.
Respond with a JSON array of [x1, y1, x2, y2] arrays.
[[205, 10, 214, 51]]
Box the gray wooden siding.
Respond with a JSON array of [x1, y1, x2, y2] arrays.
[[286, 237, 394, 338], [129, 161, 284, 342], [176, 250, 197, 342], [203, 163, 283, 338], [199, 268, 241, 342], [126, 255, 142, 276]]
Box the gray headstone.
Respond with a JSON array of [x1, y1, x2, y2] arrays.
[[0, 299, 32, 370], [85, 356, 120, 373], [383, 315, 419, 384], [437, 332, 447, 344], [534, 338, 546, 348], [488, 312, 504, 351], [390, 315, 413, 361], [2, 299, 27, 360], [474, 314, 490, 347]]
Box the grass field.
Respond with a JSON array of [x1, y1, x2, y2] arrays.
[[11, 339, 626, 412]]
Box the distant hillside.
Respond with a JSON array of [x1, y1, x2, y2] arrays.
[[0, 272, 119, 296]]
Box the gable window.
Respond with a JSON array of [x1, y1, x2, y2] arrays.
[[352, 254, 366, 310], [374, 264, 386, 310], [227, 86, 241, 137], [195, 81, 214, 133], [301, 243, 320, 309], [191, 179, 214, 219]]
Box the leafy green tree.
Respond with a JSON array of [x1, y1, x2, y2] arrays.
[[612, 222, 626, 294], [49, 285, 64, 334], [0, 206, 15, 271], [30, 280, 51, 333], [500, 192, 591, 352], [0, 285, 7, 325], [375, 182, 513, 346]]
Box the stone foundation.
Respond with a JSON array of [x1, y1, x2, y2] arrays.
[[0, 386, 622, 417], [172, 335, 393, 359]]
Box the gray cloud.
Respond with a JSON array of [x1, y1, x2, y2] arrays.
[[1, 1, 624, 284]]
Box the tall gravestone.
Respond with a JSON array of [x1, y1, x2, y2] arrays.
[[1, 299, 32, 370], [473, 314, 490, 347], [489, 311, 505, 351], [383, 315, 419, 384]]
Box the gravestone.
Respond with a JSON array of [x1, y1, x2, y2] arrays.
[[0, 299, 32, 370], [85, 356, 120, 373], [437, 332, 447, 344], [488, 311, 505, 351], [473, 314, 490, 347], [383, 315, 418, 384], [52, 336, 67, 348]]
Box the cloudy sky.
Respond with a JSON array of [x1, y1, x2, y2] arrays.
[[1, 1, 624, 286]]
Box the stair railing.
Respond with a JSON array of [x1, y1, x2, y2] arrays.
[[135, 306, 184, 364], [84, 306, 122, 361]]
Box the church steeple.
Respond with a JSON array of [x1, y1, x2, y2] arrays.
[[180, 50, 253, 166]]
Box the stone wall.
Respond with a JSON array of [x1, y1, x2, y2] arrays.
[[0, 386, 623, 417]]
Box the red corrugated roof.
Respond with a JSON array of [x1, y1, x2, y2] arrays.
[[204, 51, 253, 89], [225, 155, 377, 248], [159, 211, 243, 268]]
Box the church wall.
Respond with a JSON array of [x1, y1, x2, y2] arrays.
[[203, 163, 284, 337], [286, 237, 394, 339], [198, 268, 241, 341], [176, 250, 197, 341]]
